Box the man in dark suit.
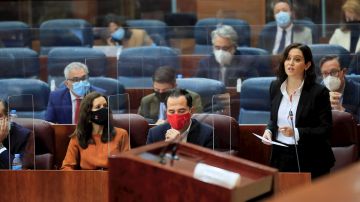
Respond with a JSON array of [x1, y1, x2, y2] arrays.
[[0, 99, 32, 169], [258, 0, 312, 54], [146, 89, 215, 149], [45, 62, 105, 124], [196, 25, 259, 86], [138, 66, 203, 124], [320, 55, 360, 122]]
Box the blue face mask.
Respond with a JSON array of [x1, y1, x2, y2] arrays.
[[72, 80, 90, 97], [111, 28, 125, 41], [275, 11, 291, 28]]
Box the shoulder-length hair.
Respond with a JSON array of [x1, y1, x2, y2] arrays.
[[73, 92, 115, 149], [277, 43, 316, 87]]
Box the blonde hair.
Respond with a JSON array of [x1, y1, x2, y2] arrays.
[[342, 0, 360, 18]]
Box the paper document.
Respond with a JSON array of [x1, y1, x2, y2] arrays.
[[252, 133, 288, 147]]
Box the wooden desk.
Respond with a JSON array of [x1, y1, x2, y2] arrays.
[[0, 170, 108, 202]]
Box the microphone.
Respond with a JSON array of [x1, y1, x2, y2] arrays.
[[289, 110, 301, 173], [159, 133, 185, 165]]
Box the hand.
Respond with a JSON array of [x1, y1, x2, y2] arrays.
[[106, 37, 116, 46], [165, 129, 180, 142], [0, 117, 9, 143], [278, 126, 294, 137], [262, 130, 272, 145], [329, 92, 345, 111], [155, 119, 166, 125]]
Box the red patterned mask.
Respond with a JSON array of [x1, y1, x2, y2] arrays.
[[167, 112, 191, 130]]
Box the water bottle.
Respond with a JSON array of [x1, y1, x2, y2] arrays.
[[9, 109, 17, 122], [12, 153, 22, 170]]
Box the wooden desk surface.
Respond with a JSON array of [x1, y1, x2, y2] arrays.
[[0, 170, 108, 202]]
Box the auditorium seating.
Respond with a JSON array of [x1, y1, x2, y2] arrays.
[[176, 77, 226, 113], [308, 44, 351, 76], [192, 113, 240, 154], [348, 52, 360, 75], [47, 47, 107, 86], [164, 13, 197, 38], [237, 47, 273, 76], [126, 19, 168, 46], [39, 19, 93, 55], [0, 48, 39, 79], [117, 46, 180, 87], [0, 21, 31, 48], [239, 77, 275, 124], [0, 79, 50, 119], [15, 118, 55, 169], [112, 114, 149, 148], [194, 18, 251, 54], [330, 110, 358, 172]]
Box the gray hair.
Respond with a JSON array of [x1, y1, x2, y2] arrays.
[[211, 25, 238, 47], [63, 62, 89, 79]]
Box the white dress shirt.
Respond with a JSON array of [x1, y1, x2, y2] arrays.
[[276, 79, 304, 144], [272, 24, 293, 54]]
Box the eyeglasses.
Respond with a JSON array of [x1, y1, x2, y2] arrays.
[[213, 45, 233, 52], [321, 69, 341, 77], [67, 75, 88, 82]]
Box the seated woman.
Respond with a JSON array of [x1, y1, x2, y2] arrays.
[[101, 14, 154, 48], [0, 99, 33, 169], [61, 92, 130, 170]]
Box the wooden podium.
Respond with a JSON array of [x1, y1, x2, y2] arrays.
[[109, 141, 277, 201]]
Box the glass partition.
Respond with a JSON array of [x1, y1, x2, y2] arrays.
[[7, 94, 35, 170]]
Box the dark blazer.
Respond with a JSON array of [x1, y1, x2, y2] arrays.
[[196, 50, 259, 86], [45, 86, 105, 124], [0, 122, 31, 169], [267, 80, 335, 173], [146, 119, 214, 149], [343, 79, 360, 122]]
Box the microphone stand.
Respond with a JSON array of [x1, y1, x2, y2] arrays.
[[159, 134, 184, 165], [289, 110, 301, 173]]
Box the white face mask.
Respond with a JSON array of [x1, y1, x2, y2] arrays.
[[214, 49, 233, 66], [275, 11, 291, 28], [323, 76, 341, 91]]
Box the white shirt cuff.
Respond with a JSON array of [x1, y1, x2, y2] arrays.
[[0, 147, 7, 154], [294, 128, 300, 143]]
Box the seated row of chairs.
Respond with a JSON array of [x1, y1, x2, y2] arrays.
[[16, 110, 359, 172]]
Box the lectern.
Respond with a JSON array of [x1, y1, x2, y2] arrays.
[[109, 141, 277, 201]]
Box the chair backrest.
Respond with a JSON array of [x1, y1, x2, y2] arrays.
[[309, 44, 351, 76], [164, 13, 197, 38], [177, 78, 226, 113], [15, 118, 55, 169], [192, 113, 240, 152], [348, 52, 360, 75], [237, 47, 273, 76], [0, 48, 39, 78], [112, 114, 149, 148], [194, 18, 251, 55], [40, 19, 93, 55], [239, 77, 276, 124], [0, 21, 31, 47], [117, 46, 179, 87], [330, 110, 358, 172], [0, 79, 50, 119], [47, 47, 107, 86], [346, 75, 360, 83], [126, 19, 167, 46]]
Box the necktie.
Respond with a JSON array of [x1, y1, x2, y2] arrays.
[[74, 98, 81, 124], [278, 29, 287, 54]]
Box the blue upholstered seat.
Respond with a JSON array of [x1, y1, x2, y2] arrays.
[[239, 77, 276, 124], [0, 79, 50, 119], [40, 19, 93, 55], [0, 21, 31, 48], [237, 47, 273, 76], [126, 19, 168, 46], [0, 48, 39, 78]]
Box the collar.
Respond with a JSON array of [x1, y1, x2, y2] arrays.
[[277, 23, 293, 33], [181, 118, 192, 136], [280, 79, 304, 98]]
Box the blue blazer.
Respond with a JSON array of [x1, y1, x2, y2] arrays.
[[267, 80, 335, 173], [0, 122, 31, 169], [45, 86, 105, 124], [146, 119, 215, 149], [343, 79, 360, 122]]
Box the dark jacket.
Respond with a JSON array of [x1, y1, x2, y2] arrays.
[[343, 79, 360, 122]]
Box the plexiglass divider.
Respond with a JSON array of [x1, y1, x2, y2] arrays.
[[212, 93, 231, 153]]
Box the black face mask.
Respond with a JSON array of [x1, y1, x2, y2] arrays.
[[155, 91, 170, 103], [90, 107, 108, 125]]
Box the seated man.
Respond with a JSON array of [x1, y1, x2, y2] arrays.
[[0, 99, 33, 169], [45, 62, 105, 124], [196, 25, 259, 86], [258, 0, 312, 54], [138, 66, 203, 124], [320, 55, 360, 122], [146, 89, 214, 149]]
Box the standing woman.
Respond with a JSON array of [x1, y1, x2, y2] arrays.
[[262, 43, 335, 179], [61, 92, 130, 170]]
